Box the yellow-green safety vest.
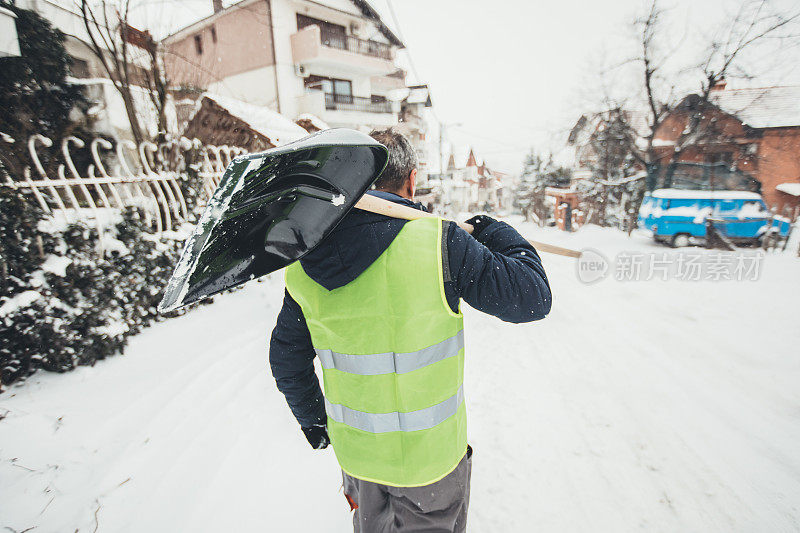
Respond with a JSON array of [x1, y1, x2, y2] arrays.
[[285, 217, 467, 487]]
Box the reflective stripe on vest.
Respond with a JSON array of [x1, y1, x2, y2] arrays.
[[325, 385, 464, 433], [285, 217, 467, 487], [315, 330, 464, 376]]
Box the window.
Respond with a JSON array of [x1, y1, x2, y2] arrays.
[[69, 58, 90, 78], [305, 75, 353, 109], [305, 75, 352, 100], [297, 14, 347, 49], [296, 14, 345, 35], [210, 25, 217, 43], [705, 152, 733, 165], [194, 34, 203, 55], [333, 79, 352, 100], [716, 199, 737, 214], [371, 94, 387, 103]]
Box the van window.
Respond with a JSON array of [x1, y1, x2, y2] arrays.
[[717, 199, 738, 213]]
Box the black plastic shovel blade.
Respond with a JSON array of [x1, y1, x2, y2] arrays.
[[158, 129, 388, 313]]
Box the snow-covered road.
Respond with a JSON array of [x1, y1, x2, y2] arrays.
[[2, 225, 800, 532]]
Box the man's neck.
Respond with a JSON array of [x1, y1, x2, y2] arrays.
[[375, 189, 411, 200]]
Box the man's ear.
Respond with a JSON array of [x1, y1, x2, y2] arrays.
[[407, 168, 417, 199]]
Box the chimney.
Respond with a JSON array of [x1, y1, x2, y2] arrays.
[[712, 78, 727, 92], [213, 0, 223, 13]]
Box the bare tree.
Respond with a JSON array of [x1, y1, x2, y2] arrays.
[[624, 0, 798, 164], [122, 24, 169, 142], [80, 0, 145, 145], [671, 0, 800, 159], [145, 42, 169, 142], [585, 0, 800, 231]]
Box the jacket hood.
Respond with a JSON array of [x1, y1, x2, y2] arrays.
[[299, 191, 423, 290]]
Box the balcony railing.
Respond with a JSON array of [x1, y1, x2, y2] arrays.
[[324, 93, 393, 113], [319, 27, 392, 60]]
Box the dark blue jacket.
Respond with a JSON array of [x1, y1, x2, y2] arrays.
[[269, 191, 552, 428]]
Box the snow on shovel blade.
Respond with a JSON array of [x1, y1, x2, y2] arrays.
[[158, 129, 388, 313]]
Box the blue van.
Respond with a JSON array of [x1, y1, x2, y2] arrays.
[[638, 189, 791, 247]]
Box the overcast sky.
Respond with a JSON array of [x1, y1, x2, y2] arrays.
[[133, 0, 800, 174]]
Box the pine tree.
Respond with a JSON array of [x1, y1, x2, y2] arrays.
[[515, 151, 572, 225], [0, 2, 88, 180]]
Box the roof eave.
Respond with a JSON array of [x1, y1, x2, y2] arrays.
[[349, 0, 405, 47]]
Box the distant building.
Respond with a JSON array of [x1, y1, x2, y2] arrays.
[[396, 84, 433, 182], [440, 147, 503, 213], [567, 109, 647, 185], [163, 0, 418, 133], [653, 84, 800, 212]]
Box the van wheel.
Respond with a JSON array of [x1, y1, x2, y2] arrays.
[[671, 233, 690, 248]]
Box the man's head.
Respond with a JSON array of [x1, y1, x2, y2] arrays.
[[369, 129, 418, 199]]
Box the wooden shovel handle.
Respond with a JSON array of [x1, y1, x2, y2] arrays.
[[354, 195, 583, 259]]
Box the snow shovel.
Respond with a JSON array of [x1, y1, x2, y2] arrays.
[[158, 129, 580, 313], [158, 129, 388, 313], [354, 194, 583, 259]]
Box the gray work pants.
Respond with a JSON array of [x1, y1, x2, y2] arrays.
[[342, 446, 472, 533]]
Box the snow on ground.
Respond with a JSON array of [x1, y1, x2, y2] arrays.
[[2, 223, 800, 532]]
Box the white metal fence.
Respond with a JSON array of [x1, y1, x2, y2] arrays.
[[1, 133, 246, 240]]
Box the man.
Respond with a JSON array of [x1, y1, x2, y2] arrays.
[[270, 129, 551, 532]]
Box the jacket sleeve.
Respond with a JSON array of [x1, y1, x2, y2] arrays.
[[269, 289, 326, 428], [444, 220, 552, 323]]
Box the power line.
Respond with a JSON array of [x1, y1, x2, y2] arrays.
[[384, 0, 422, 85]]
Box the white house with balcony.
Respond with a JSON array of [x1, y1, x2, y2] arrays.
[[163, 0, 408, 132], [0, 6, 21, 58]]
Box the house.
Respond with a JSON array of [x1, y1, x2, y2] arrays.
[[163, 0, 413, 133], [16, 0, 106, 79], [439, 147, 503, 213], [1, 6, 20, 57], [476, 162, 503, 210], [652, 83, 800, 212], [567, 109, 648, 181], [395, 84, 433, 182]]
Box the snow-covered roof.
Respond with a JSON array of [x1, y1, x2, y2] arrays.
[[295, 113, 330, 131], [568, 110, 651, 147], [545, 186, 578, 197], [465, 148, 478, 168], [448, 147, 471, 169], [710, 86, 800, 129], [203, 93, 306, 146], [650, 189, 762, 200], [404, 85, 432, 106], [776, 182, 800, 197]]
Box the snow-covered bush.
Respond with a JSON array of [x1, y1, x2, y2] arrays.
[[0, 188, 185, 389]]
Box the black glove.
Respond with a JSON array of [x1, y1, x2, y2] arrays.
[[464, 214, 498, 240], [301, 424, 330, 449]]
